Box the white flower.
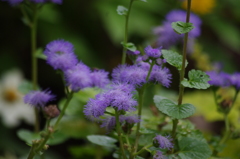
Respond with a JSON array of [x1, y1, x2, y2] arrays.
[[0, 69, 35, 127]]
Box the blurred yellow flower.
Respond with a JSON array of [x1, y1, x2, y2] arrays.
[[182, 0, 216, 15]]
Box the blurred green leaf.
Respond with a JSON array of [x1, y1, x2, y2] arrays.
[[181, 69, 210, 89], [87, 135, 117, 148], [154, 95, 196, 119], [134, 0, 147, 2], [138, 134, 155, 146], [18, 80, 35, 94], [171, 21, 194, 34], [178, 137, 212, 159], [121, 42, 136, 51], [35, 48, 46, 60], [17, 129, 40, 144], [117, 5, 128, 16], [162, 49, 188, 70]]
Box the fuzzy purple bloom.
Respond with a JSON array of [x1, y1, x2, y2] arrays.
[[64, 62, 92, 91], [44, 39, 78, 71], [153, 9, 201, 49], [228, 73, 240, 90], [150, 66, 172, 88], [144, 45, 162, 58], [153, 135, 173, 150], [24, 90, 55, 108], [206, 71, 230, 87], [84, 83, 138, 120], [30, 0, 62, 4], [2, 0, 23, 6], [90, 69, 110, 88], [127, 50, 140, 55], [112, 64, 147, 87], [153, 151, 165, 159]]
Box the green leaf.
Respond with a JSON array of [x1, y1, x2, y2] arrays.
[[181, 69, 210, 89], [178, 137, 212, 159], [18, 80, 34, 94], [139, 127, 157, 134], [162, 49, 188, 70], [35, 48, 47, 60], [121, 42, 136, 52], [134, 0, 147, 2], [154, 95, 195, 119], [116, 6, 128, 16], [87, 135, 117, 148], [17, 129, 40, 144], [171, 21, 194, 34]]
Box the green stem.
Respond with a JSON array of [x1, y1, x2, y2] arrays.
[[172, 0, 192, 140], [131, 61, 155, 158], [121, 0, 134, 64], [115, 110, 127, 159], [134, 144, 152, 156], [54, 91, 74, 129]]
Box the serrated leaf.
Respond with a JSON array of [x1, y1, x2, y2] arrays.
[[181, 69, 210, 89], [154, 96, 195, 119], [87, 135, 117, 148], [162, 49, 188, 70], [117, 6, 128, 16], [178, 137, 212, 159], [121, 42, 136, 51], [171, 21, 194, 34]]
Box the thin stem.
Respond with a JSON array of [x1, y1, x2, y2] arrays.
[[131, 61, 155, 158], [172, 0, 192, 140], [134, 144, 153, 156], [54, 91, 74, 129], [121, 0, 134, 64], [115, 110, 127, 159]]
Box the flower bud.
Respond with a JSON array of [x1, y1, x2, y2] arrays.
[[43, 105, 60, 119]]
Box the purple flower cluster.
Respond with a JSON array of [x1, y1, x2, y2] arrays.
[[84, 83, 138, 120], [112, 62, 172, 88], [2, 0, 62, 6], [153, 9, 201, 49], [144, 45, 162, 58], [100, 115, 140, 132], [153, 151, 165, 159], [207, 71, 240, 90], [44, 39, 110, 92], [24, 90, 55, 108], [153, 135, 173, 150]]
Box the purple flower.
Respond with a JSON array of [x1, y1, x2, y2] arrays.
[[112, 64, 147, 87], [24, 90, 55, 108], [153, 135, 173, 150], [153, 9, 201, 49], [90, 69, 110, 88], [144, 45, 162, 58], [206, 71, 230, 87], [153, 151, 165, 159], [44, 39, 78, 71], [31, 0, 62, 4], [229, 73, 240, 90], [84, 83, 138, 119], [31, 0, 45, 3], [150, 66, 172, 88], [64, 62, 92, 92], [2, 0, 23, 6], [127, 50, 140, 55]]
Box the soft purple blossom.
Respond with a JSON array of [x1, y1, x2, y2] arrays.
[[206, 71, 230, 87], [112, 64, 147, 87], [150, 66, 172, 88], [24, 90, 55, 108], [2, 0, 23, 6], [44, 39, 78, 71], [64, 62, 92, 91], [153, 9, 201, 49], [228, 73, 240, 90], [153, 151, 165, 159], [127, 50, 140, 55], [153, 135, 173, 150], [90, 69, 110, 88], [31, 0, 45, 3], [84, 83, 138, 119], [31, 0, 62, 4], [144, 45, 162, 58]]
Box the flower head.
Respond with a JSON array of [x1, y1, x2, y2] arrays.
[[24, 90, 55, 108], [206, 71, 230, 87], [44, 39, 78, 71], [2, 0, 23, 6], [228, 73, 240, 90], [64, 62, 92, 91], [153, 151, 166, 159], [153, 135, 173, 150], [144, 45, 162, 58], [127, 50, 140, 56], [90, 69, 110, 88], [150, 66, 172, 88]]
